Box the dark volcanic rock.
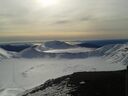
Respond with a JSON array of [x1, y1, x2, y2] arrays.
[[19, 70, 126, 96]]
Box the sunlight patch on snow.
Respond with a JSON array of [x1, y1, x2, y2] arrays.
[[43, 47, 94, 53]]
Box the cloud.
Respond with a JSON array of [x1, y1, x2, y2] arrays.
[[78, 15, 94, 22], [53, 20, 71, 24], [0, 0, 128, 40]]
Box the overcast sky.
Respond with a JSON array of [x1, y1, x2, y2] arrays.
[[0, 0, 128, 42]]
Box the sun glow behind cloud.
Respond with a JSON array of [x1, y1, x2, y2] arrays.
[[0, 0, 128, 42], [35, 0, 59, 8]]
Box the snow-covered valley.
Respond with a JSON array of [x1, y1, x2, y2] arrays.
[[0, 40, 127, 96]]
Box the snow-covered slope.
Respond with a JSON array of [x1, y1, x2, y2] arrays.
[[0, 58, 126, 96], [0, 48, 12, 60], [104, 43, 128, 65], [19, 42, 128, 63], [18, 46, 46, 58], [0, 42, 127, 96], [19, 45, 94, 58], [18, 40, 98, 58]]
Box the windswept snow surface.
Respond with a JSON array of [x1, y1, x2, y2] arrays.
[[0, 57, 126, 96], [0, 88, 23, 96], [104, 43, 128, 65]]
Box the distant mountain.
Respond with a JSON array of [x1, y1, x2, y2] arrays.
[[77, 39, 128, 48], [19, 70, 126, 96], [0, 43, 32, 52], [43, 40, 75, 49], [77, 42, 101, 48], [19, 42, 128, 64], [19, 45, 94, 58]]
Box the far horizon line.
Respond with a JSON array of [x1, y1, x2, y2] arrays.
[[0, 38, 128, 44]]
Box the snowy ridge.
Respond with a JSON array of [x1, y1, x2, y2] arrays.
[[18, 42, 128, 64], [18, 78, 73, 96], [0, 48, 12, 60], [18, 44, 111, 58], [18, 70, 126, 96], [19, 48, 96, 59], [18, 46, 46, 58], [104, 43, 128, 65], [18, 40, 97, 58], [0, 43, 32, 52]]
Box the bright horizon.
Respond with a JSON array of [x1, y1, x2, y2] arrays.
[[0, 0, 128, 42]]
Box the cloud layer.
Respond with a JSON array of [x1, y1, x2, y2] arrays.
[[0, 0, 128, 41]]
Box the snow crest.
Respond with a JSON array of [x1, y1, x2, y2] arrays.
[[18, 42, 128, 65], [104, 43, 128, 65], [0, 48, 12, 60]]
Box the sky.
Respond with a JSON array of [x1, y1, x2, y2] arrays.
[[0, 0, 128, 42]]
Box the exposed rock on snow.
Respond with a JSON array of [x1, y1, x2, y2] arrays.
[[19, 70, 126, 96]]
